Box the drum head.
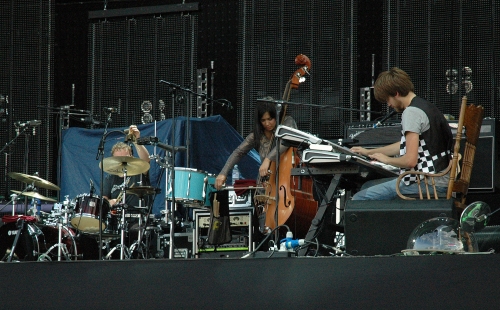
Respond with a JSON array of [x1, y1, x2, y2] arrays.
[[0, 222, 41, 262]]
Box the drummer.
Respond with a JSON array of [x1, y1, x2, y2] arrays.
[[102, 125, 151, 208]]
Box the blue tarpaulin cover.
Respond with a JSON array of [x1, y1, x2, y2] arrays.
[[60, 115, 260, 216]]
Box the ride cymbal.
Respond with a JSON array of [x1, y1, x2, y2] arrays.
[[100, 156, 150, 176], [8, 172, 61, 191], [11, 190, 57, 202]]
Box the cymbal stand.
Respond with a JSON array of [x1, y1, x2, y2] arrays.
[[38, 196, 74, 261], [128, 197, 147, 259], [0, 193, 18, 215], [95, 106, 122, 259], [10, 193, 17, 215], [119, 168, 129, 259]]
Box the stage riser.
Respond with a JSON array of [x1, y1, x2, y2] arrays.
[[1, 255, 500, 308]]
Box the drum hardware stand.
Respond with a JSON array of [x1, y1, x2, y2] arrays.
[[38, 196, 75, 261], [6, 218, 26, 262], [128, 190, 158, 259], [128, 203, 147, 259], [150, 149, 179, 260], [104, 186, 133, 260]]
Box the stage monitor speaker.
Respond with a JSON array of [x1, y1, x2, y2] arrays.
[[344, 199, 454, 256]]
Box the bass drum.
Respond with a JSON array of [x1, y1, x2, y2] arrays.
[[0, 222, 43, 262], [37, 224, 79, 261]]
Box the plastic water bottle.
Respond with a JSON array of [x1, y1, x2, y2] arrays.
[[232, 165, 240, 185]]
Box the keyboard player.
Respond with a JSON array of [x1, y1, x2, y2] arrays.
[[350, 67, 453, 200]]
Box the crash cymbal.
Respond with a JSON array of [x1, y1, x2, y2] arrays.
[[100, 156, 150, 176], [8, 172, 61, 191], [126, 186, 159, 198], [11, 190, 57, 202]]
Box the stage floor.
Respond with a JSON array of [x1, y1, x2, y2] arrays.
[[2, 253, 499, 309]]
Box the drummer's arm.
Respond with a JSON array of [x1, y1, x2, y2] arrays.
[[103, 196, 118, 206], [129, 124, 150, 163], [133, 143, 150, 163]]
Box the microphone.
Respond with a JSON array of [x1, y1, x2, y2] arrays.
[[218, 99, 233, 110], [159, 80, 181, 88], [89, 179, 95, 197], [80, 116, 102, 126], [14, 120, 42, 127], [71, 84, 75, 106], [103, 107, 117, 113], [373, 110, 397, 128]]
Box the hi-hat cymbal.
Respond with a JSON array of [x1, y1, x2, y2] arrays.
[[100, 156, 150, 176], [126, 186, 159, 198], [8, 172, 61, 191], [11, 190, 57, 202]]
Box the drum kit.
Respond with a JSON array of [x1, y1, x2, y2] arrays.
[[0, 140, 234, 262], [0, 155, 167, 262]]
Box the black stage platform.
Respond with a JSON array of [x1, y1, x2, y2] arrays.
[[2, 254, 499, 309]]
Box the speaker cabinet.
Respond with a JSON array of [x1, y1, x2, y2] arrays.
[[449, 118, 499, 192], [344, 199, 454, 256]]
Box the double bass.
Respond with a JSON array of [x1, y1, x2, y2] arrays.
[[259, 54, 317, 238]]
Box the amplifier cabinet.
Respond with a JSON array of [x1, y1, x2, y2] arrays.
[[449, 118, 498, 192], [345, 121, 401, 147], [193, 208, 253, 258]]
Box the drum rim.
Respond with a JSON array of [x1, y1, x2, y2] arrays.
[[174, 167, 207, 173]]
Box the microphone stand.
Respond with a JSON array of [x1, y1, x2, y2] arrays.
[[160, 79, 201, 259], [159, 80, 207, 167], [1, 126, 29, 204], [159, 81, 179, 259], [273, 103, 282, 244], [95, 110, 121, 260], [256, 98, 386, 115], [42, 105, 89, 201]]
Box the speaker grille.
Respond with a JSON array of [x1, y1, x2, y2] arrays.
[[88, 14, 198, 128], [0, 2, 55, 199], [383, 1, 499, 120], [238, 1, 357, 140]]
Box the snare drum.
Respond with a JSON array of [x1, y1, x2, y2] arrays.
[[0, 221, 43, 261], [167, 168, 207, 206], [71, 194, 110, 233]]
